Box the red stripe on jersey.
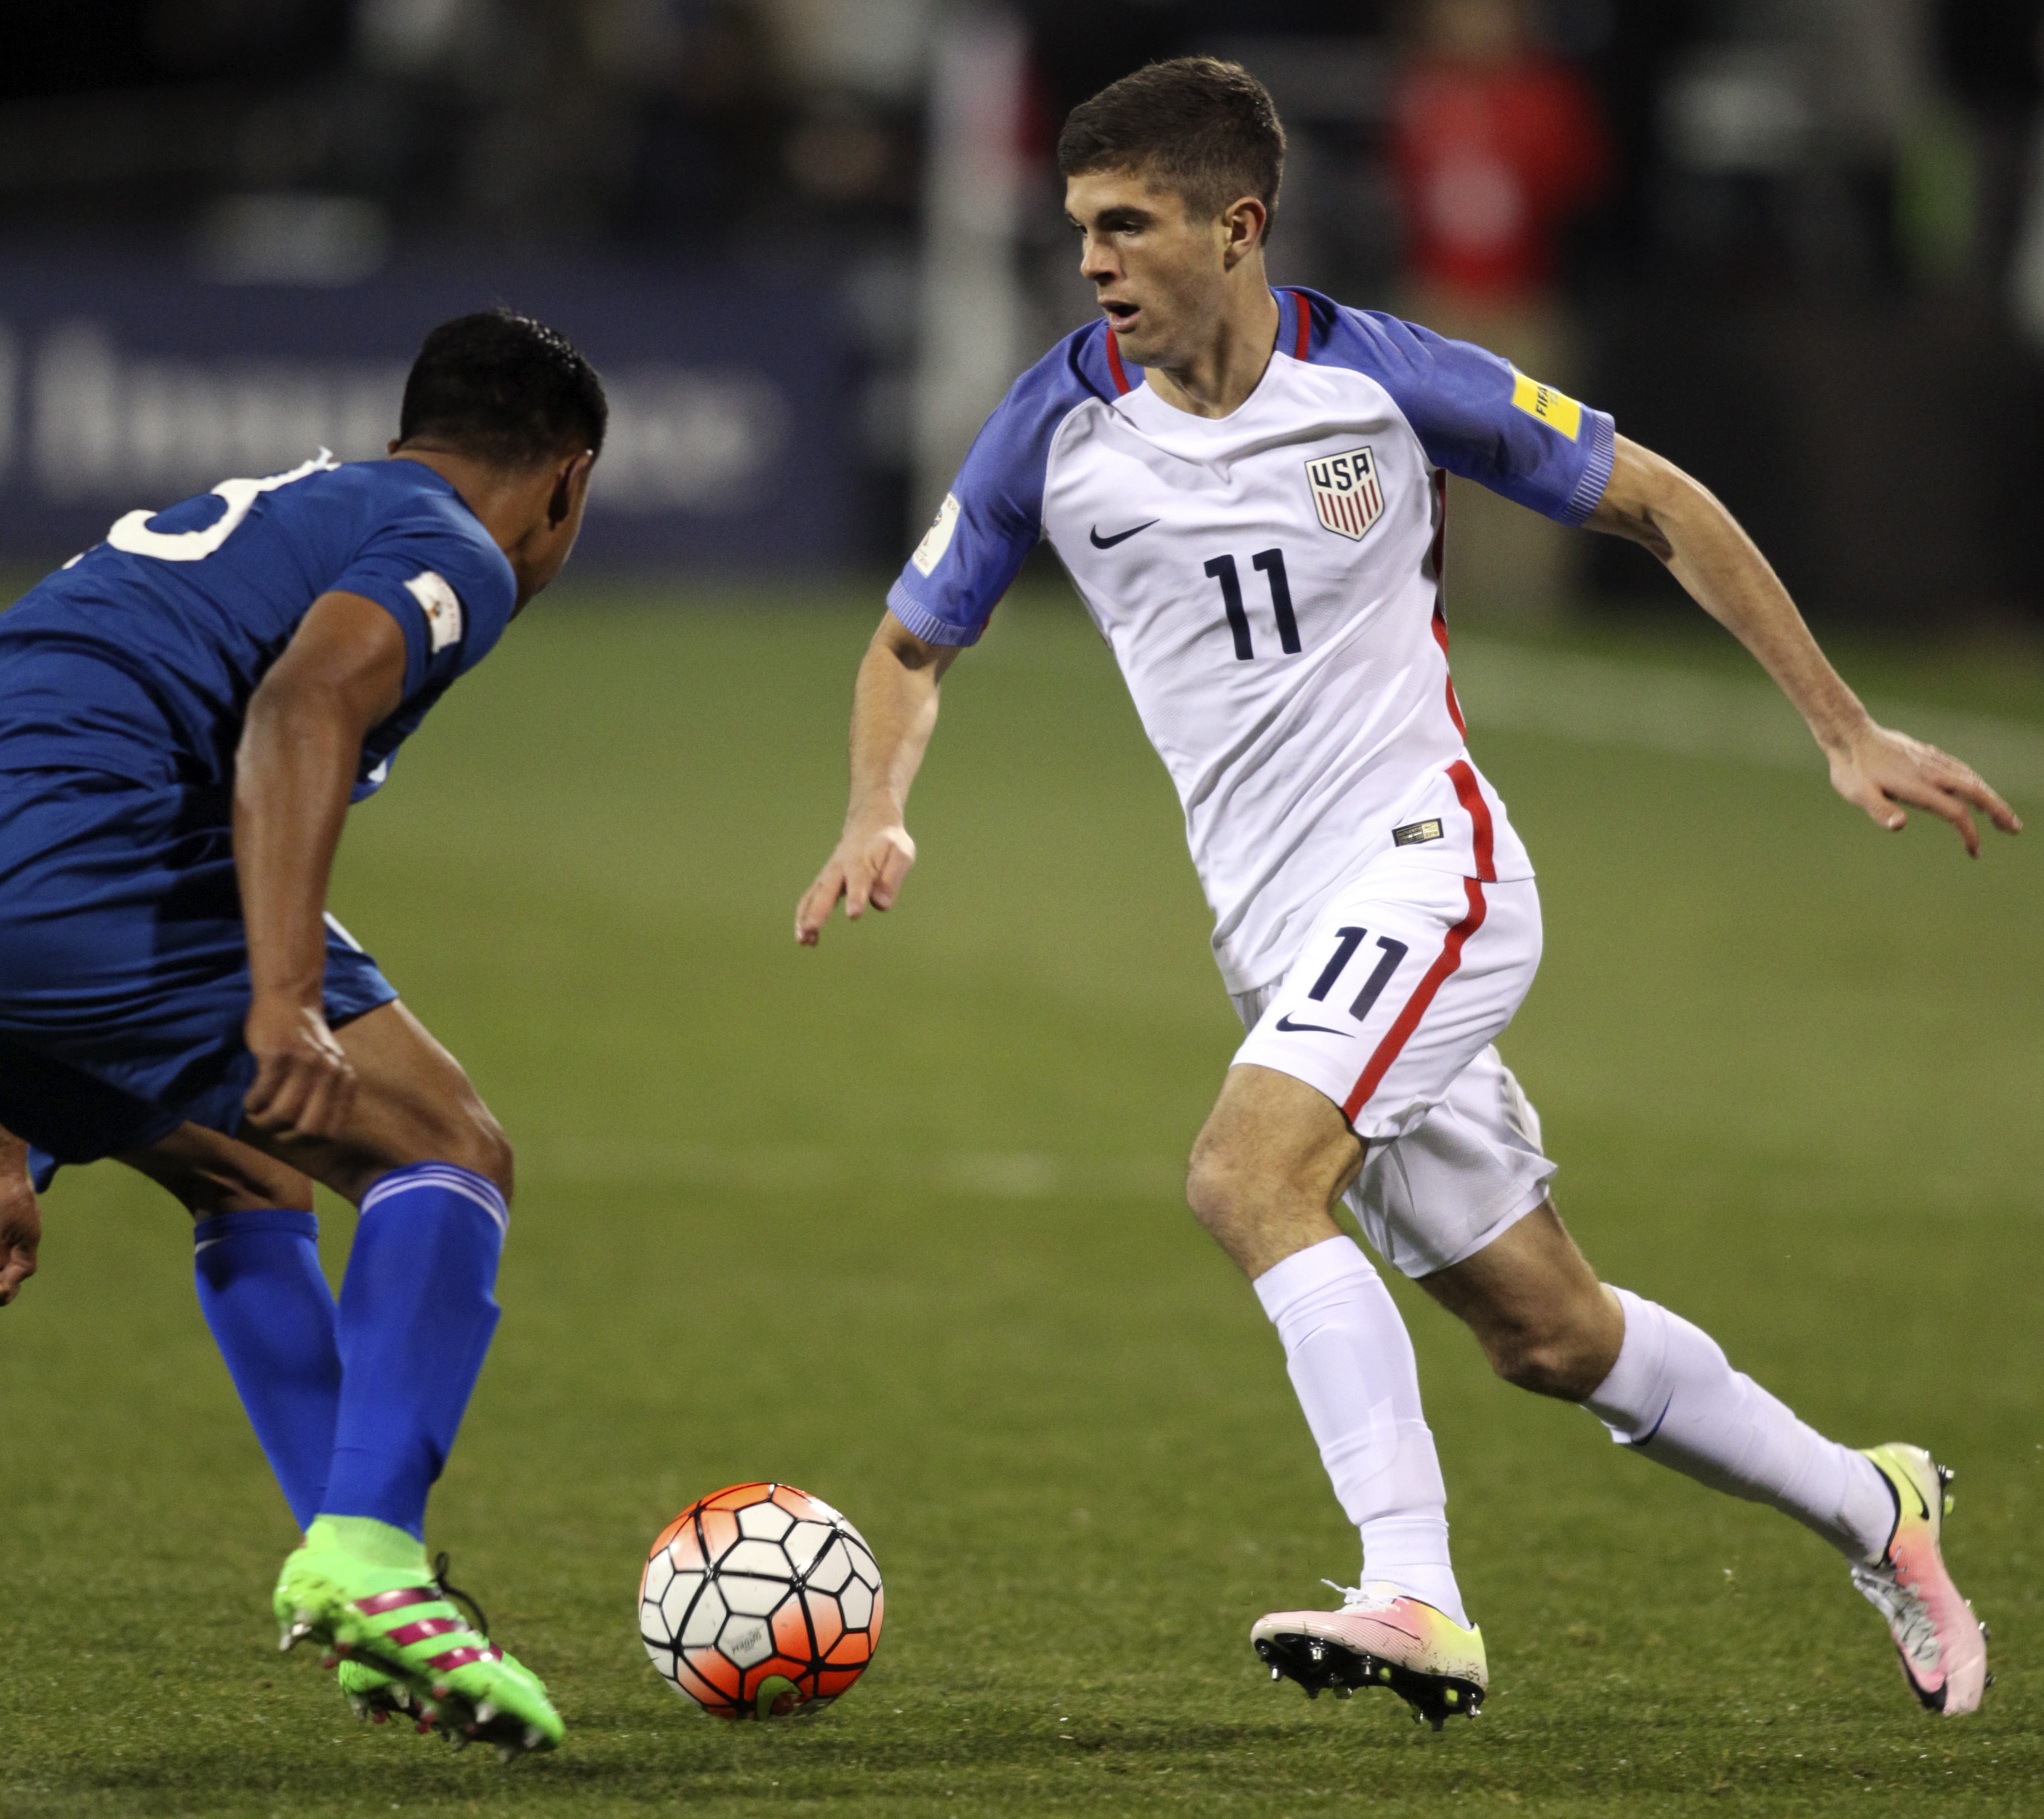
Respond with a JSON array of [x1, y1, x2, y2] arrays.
[[1427, 470, 1466, 736], [1291, 289, 1312, 359], [1104, 327, 1132, 395], [1447, 757, 1496, 882], [1343, 878, 1488, 1123]]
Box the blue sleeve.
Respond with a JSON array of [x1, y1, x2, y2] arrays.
[[328, 499, 517, 702], [1318, 303, 1616, 525], [885, 327, 1112, 645]]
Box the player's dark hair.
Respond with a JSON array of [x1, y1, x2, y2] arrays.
[[398, 309, 608, 469], [1056, 57, 1286, 237]]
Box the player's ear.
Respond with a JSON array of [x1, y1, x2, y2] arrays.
[[547, 451, 594, 529], [1221, 196, 1267, 268]]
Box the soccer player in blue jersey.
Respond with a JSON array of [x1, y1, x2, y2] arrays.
[[799, 60, 2020, 1725], [0, 309, 602, 1757]]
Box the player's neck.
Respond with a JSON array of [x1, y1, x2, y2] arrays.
[[1142, 277, 1281, 420]]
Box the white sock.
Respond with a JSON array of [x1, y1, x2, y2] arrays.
[[1583, 1288, 1894, 1561], [1254, 1235, 1468, 1626]]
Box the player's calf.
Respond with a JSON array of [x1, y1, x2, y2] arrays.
[[1417, 1202, 1622, 1401]]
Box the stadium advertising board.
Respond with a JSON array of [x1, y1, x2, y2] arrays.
[[0, 256, 856, 567]]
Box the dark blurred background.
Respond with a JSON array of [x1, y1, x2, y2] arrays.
[[4, 0, 2041, 623]]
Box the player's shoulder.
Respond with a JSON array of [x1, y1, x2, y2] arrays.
[[995, 318, 1128, 427], [1290, 288, 1505, 393], [954, 319, 1126, 502], [326, 460, 512, 591]]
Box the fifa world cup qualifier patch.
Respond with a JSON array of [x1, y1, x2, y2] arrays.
[[1305, 446, 1385, 541], [911, 493, 960, 576], [403, 570, 465, 653], [1510, 371, 1583, 441], [1393, 818, 1443, 846]]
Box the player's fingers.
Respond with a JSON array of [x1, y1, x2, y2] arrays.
[[869, 841, 914, 911], [1835, 767, 1906, 832], [842, 854, 877, 921], [241, 1054, 291, 1126], [795, 862, 849, 943], [1890, 774, 1981, 855], [1948, 767, 2021, 835], [296, 1067, 358, 1143]]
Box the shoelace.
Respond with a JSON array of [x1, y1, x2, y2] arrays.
[[431, 1552, 491, 1640], [1851, 1563, 1939, 1670], [1321, 1578, 1401, 1613]]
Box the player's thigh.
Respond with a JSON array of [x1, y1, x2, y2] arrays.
[[1187, 1063, 1365, 1277], [237, 1000, 512, 1207], [116, 1123, 317, 1218], [1346, 1042, 1556, 1278], [1233, 855, 1541, 1144]]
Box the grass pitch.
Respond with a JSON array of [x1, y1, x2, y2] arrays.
[[3, 585, 2040, 1818]]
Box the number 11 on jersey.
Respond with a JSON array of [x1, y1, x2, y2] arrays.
[[1204, 549, 1301, 661]]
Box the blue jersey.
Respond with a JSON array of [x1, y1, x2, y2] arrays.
[[0, 455, 517, 799]]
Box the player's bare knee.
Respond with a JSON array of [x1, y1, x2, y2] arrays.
[[1184, 1138, 1248, 1239], [440, 1106, 514, 1203], [1486, 1317, 1614, 1401]]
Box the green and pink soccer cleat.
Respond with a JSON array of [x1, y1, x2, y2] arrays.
[[1851, 1443, 1989, 1716], [1252, 1580, 1487, 1729], [274, 1517, 564, 1759]]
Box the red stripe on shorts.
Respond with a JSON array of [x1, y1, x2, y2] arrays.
[[1104, 326, 1132, 395], [1447, 757, 1496, 882], [1342, 877, 1489, 1124]]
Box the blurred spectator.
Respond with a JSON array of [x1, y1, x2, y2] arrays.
[[1391, 0, 1606, 304], [1390, 0, 1608, 616]]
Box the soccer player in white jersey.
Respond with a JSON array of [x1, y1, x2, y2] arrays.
[[796, 58, 2020, 1725]]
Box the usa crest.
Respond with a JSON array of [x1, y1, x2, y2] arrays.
[[1304, 446, 1384, 541]]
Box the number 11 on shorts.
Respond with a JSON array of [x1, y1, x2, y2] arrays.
[[1308, 926, 1410, 1022]]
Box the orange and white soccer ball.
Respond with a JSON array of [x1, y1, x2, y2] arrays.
[[639, 1482, 884, 1719]]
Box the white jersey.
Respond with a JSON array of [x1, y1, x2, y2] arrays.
[[889, 288, 1616, 993]]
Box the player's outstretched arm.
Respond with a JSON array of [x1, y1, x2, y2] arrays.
[[234, 593, 408, 1139], [795, 610, 958, 945], [0, 1122, 39, 1306], [1586, 435, 2021, 856]]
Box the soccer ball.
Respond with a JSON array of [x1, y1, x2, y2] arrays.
[[639, 1481, 884, 1719]]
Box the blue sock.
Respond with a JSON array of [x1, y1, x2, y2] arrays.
[[192, 1209, 342, 1532], [321, 1164, 506, 1540]]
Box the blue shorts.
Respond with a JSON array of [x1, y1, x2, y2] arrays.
[[0, 768, 398, 1183]]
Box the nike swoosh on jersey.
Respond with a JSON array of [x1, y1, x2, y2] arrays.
[[1089, 519, 1158, 549], [1274, 1013, 1345, 1035]]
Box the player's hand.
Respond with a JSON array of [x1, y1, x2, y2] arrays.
[[242, 994, 358, 1139], [0, 1144, 40, 1307], [795, 819, 917, 945], [1825, 720, 2021, 858]]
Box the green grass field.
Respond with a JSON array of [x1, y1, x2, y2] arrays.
[[3, 585, 2041, 1818]]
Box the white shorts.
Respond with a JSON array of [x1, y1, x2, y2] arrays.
[[1231, 854, 1556, 1278]]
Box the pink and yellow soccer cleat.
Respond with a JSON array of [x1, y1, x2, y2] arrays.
[[1850, 1444, 1989, 1716], [1251, 1580, 1487, 1729]]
